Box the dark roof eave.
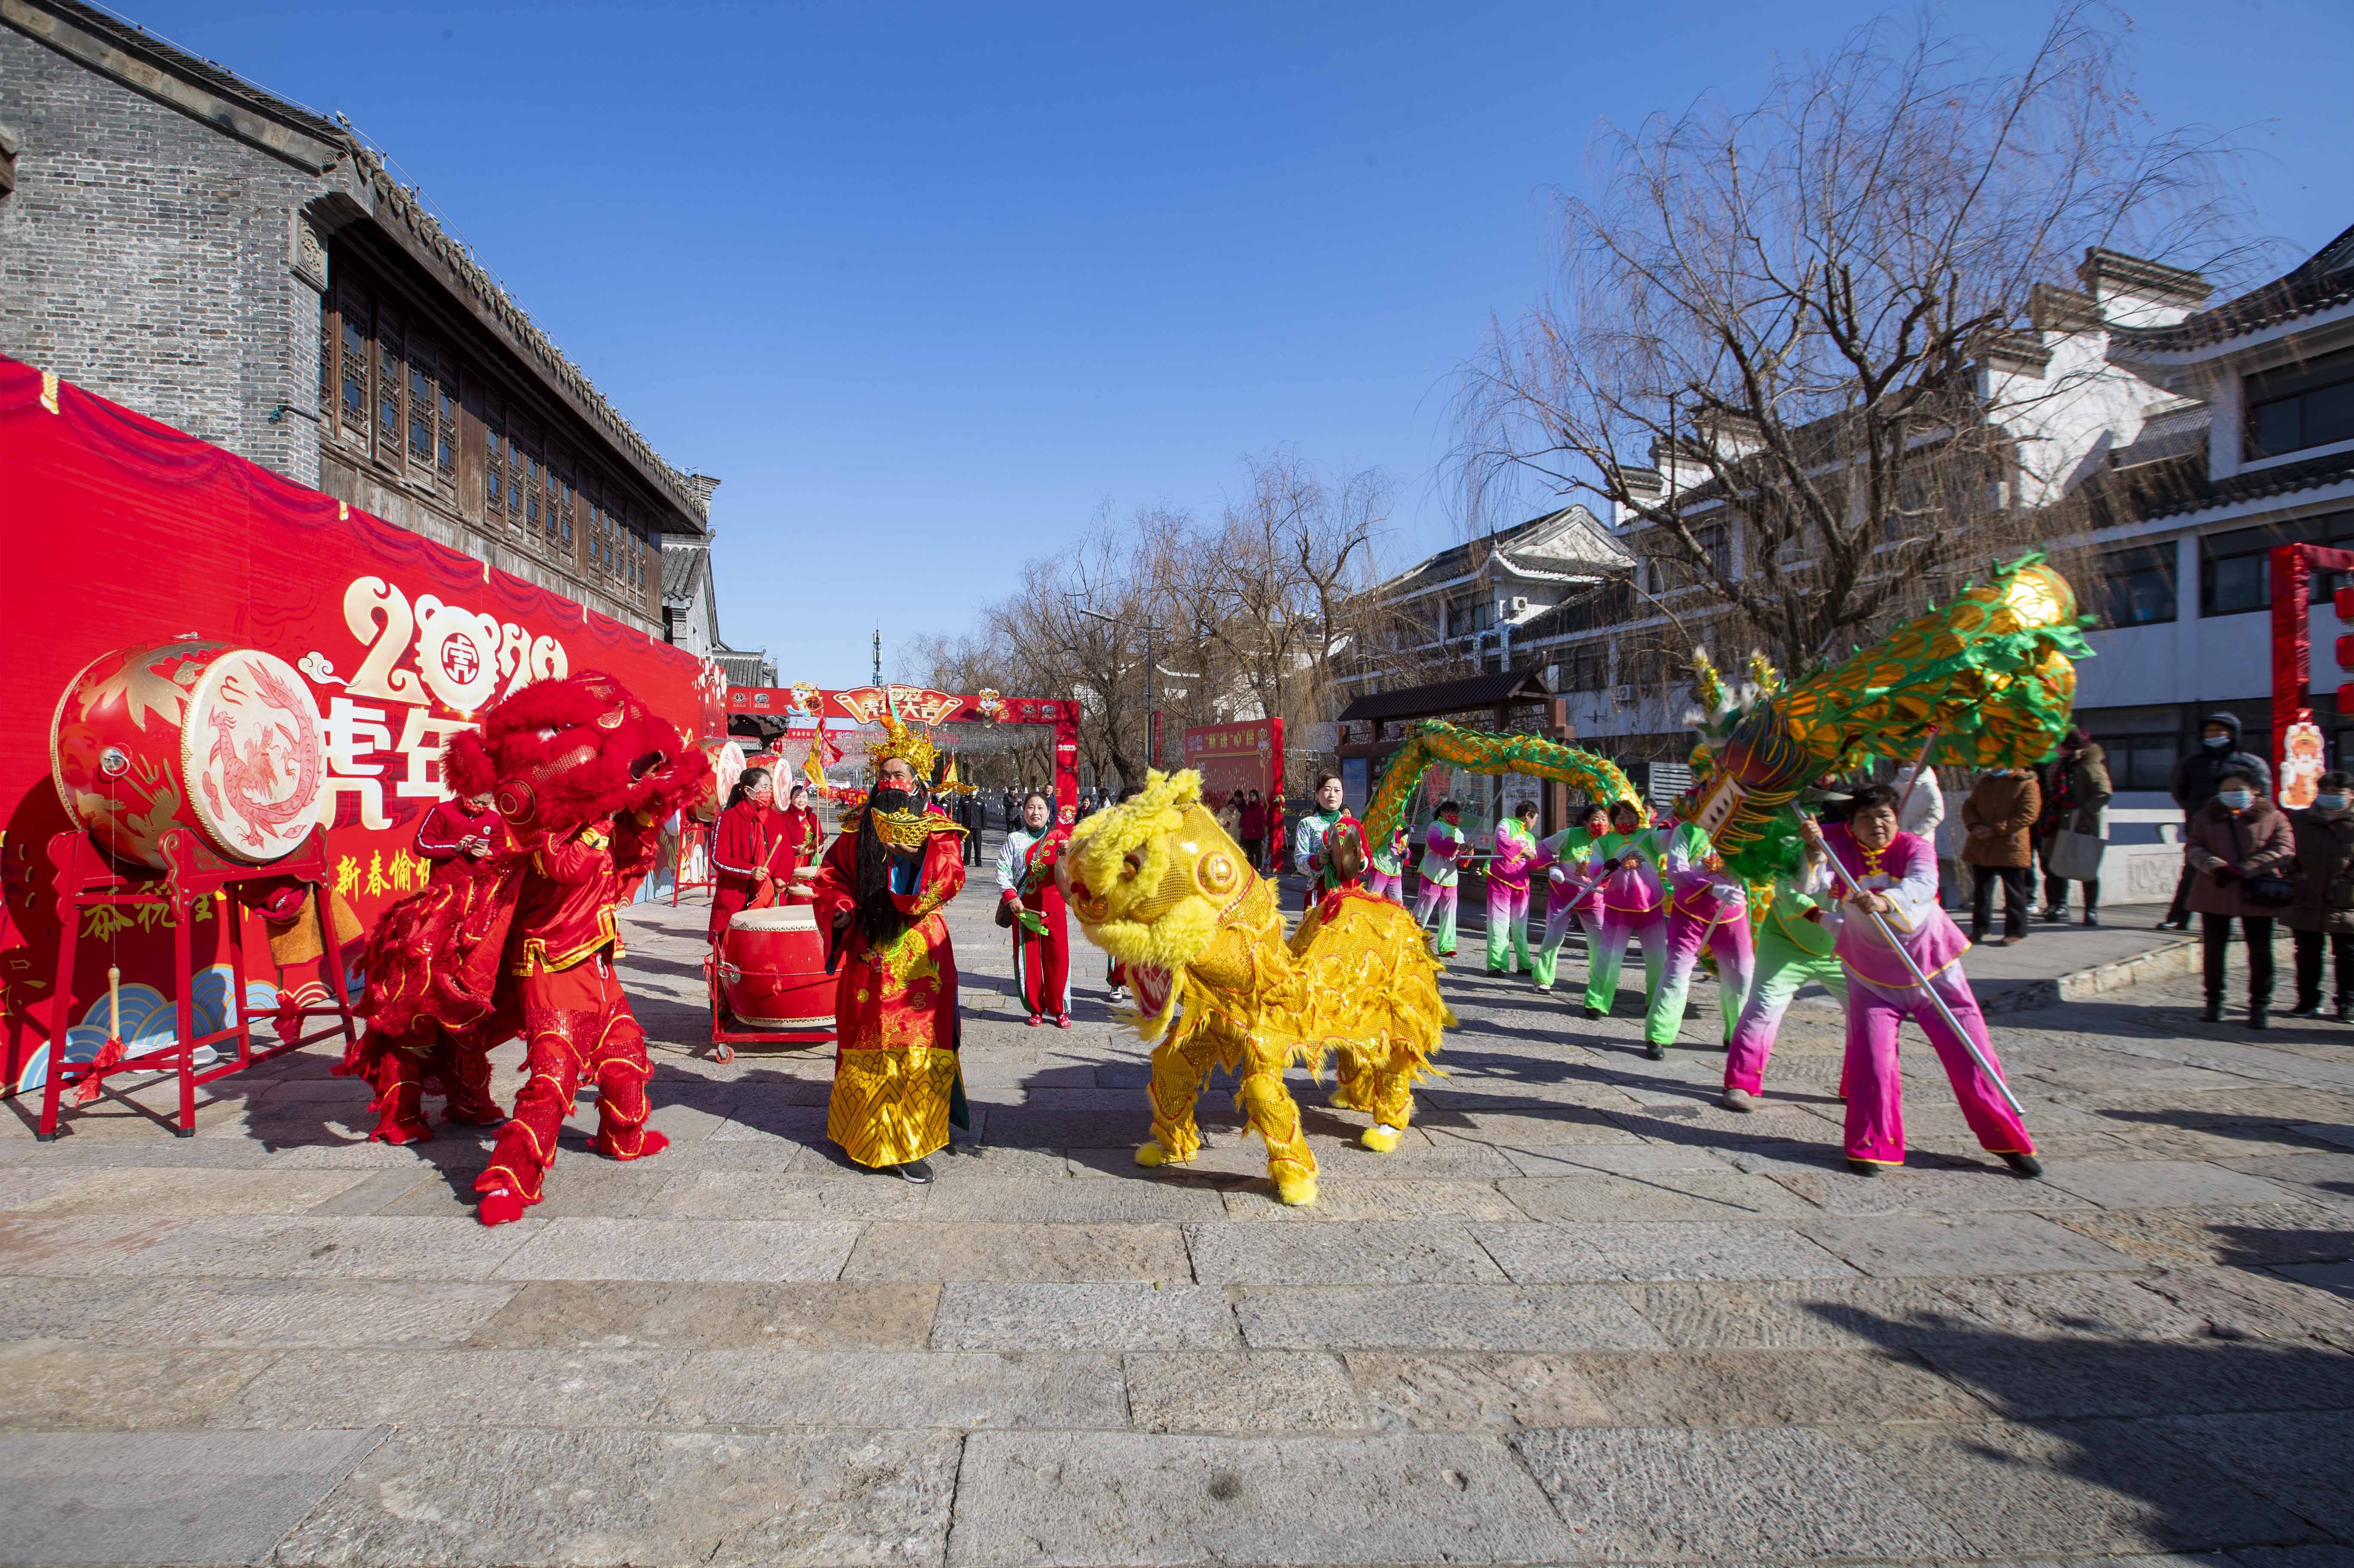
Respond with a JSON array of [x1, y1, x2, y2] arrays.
[[1335, 669, 1554, 725]]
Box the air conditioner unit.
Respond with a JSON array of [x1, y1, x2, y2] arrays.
[[1510, 596, 1529, 613], [1612, 685, 1634, 703]]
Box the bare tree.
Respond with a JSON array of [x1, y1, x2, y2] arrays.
[[1458, 4, 2245, 675]]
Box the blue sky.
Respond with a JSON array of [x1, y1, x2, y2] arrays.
[[120, 0, 2354, 687]]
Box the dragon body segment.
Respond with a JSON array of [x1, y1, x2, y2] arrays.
[[1363, 722, 1639, 849]]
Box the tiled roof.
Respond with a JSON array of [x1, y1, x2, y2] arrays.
[[1385, 509, 1608, 591], [1336, 668, 1552, 724], [2121, 448, 2354, 522], [2112, 221, 2354, 353]]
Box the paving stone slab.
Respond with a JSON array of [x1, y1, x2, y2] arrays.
[[1619, 1277, 2008, 1350], [1915, 1336, 2354, 1419], [1931, 1270, 2217, 1342], [923, 1178, 1231, 1222], [2152, 1409, 2354, 1542], [1476, 1220, 1856, 1282], [0, 1343, 279, 1430], [0, 1168, 93, 1211], [1578, 1346, 1993, 1426], [2042, 1158, 2312, 1210], [2050, 1202, 2354, 1268], [0, 1213, 190, 1276], [1766, 1164, 2095, 1216], [661, 1348, 1127, 1429], [933, 1281, 1240, 1351], [490, 1216, 862, 1282], [841, 1221, 1191, 1282], [211, 1346, 684, 1428], [2216, 1150, 2354, 1205], [1510, 1422, 1970, 1561], [1498, 1169, 1824, 1222], [98, 1213, 543, 1280], [1233, 1283, 1668, 1352], [0, 1426, 385, 1566], [1217, 1179, 1524, 1222], [1495, 1142, 1739, 1178], [1122, 1351, 1369, 1433], [0, 1274, 522, 1349], [1185, 1220, 1507, 1285], [1844, 1418, 2332, 1555], [1345, 1351, 1614, 1431], [462, 1278, 939, 1351], [279, 1425, 961, 1567], [1804, 1210, 2150, 1277], [945, 1430, 1579, 1566]]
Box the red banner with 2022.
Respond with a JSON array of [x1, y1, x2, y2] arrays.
[[0, 354, 718, 1097]]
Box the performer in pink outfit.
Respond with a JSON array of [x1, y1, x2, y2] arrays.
[[1484, 800, 1541, 975], [1642, 810, 1755, 1060], [1802, 783, 2040, 1179], [1580, 798, 1667, 1023]]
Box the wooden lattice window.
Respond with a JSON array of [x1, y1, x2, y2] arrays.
[[376, 313, 404, 455], [435, 367, 457, 473], [484, 396, 504, 514], [406, 340, 436, 466], [338, 292, 368, 429]]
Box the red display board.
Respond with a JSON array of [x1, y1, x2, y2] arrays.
[[0, 354, 717, 1097], [725, 684, 1082, 824], [1180, 718, 1285, 851], [2269, 541, 2354, 807]]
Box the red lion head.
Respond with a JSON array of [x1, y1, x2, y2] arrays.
[[443, 671, 709, 840]]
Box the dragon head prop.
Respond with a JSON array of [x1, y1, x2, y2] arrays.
[[443, 671, 709, 842], [1058, 769, 1268, 1024]]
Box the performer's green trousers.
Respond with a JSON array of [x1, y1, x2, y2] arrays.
[[1584, 913, 1665, 1015], [1529, 902, 1587, 990], [1722, 925, 1850, 1094]]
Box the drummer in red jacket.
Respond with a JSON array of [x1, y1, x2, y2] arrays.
[[776, 781, 824, 887], [414, 792, 500, 883], [709, 767, 793, 942]]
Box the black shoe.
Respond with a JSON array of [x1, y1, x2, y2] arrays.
[[2200, 1001, 2223, 1023], [2040, 907, 2066, 922], [1846, 1158, 1883, 1178], [2338, 999, 2353, 1023], [2288, 1001, 2323, 1017], [2002, 1152, 2044, 1179], [2248, 1008, 2269, 1031], [1643, 1041, 1665, 1060], [1582, 1005, 1602, 1020], [894, 1159, 935, 1184], [2082, 912, 2100, 928]]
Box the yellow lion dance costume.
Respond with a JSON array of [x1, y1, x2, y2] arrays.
[[1057, 770, 1454, 1205]]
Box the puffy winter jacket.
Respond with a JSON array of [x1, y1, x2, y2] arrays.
[[2171, 710, 2272, 813], [2183, 796, 2295, 918]]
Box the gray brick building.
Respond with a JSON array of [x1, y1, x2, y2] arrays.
[[0, 0, 718, 637]]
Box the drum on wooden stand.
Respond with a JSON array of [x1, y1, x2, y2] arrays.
[[717, 906, 833, 1034], [52, 637, 327, 870]]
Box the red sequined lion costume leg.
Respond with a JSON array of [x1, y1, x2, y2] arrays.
[[337, 674, 707, 1225]]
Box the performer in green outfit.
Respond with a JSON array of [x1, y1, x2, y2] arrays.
[[1483, 800, 1541, 975], [1529, 802, 1608, 991], [1411, 801, 1472, 958], [1720, 836, 1850, 1110], [1582, 798, 1667, 1021]]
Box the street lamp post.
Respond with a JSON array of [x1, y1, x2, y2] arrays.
[[1074, 605, 1163, 775]]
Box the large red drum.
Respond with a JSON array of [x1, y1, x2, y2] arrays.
[[51, 637, 328, 870], [718, 906, 834, 1032]]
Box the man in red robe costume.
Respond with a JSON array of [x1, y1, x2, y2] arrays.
[[708, 766, 791, 941], [339, 673, 706, 1223], [809, 722, 967, 1181]]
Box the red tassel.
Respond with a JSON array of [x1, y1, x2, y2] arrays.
[[72, 1036, 126, 1106]]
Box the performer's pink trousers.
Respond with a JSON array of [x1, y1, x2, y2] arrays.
[[1366, 870, 1403, 903], [1843, 968, 2035, 1165], [1645, 907, 1753, 1045]]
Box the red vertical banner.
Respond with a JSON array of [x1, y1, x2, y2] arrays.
[[2272, 543, 2311, 804], [1149, 709, 1163, 770]]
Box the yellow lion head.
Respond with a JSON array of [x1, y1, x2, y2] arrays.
[[1059, 769, 1258, 981]]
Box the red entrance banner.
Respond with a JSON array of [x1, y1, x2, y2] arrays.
[[0, 354, 714, 1096], [1180, 718, 1285, 850]]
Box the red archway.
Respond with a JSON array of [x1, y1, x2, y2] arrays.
[[724, 683, 1083, 824]]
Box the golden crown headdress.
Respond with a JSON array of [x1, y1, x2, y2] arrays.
[[865, 711, 938, 780]]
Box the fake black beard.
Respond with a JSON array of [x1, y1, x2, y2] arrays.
[[852, 785, 926, 947]]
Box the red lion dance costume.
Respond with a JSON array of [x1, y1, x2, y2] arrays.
[[338, 672, 709, 1226]]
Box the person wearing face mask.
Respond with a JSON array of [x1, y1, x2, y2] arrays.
[[1961, 764, 2041, 946], [997, 790, 1072, 1027], [2284, 769, 2354, 1021], [2164, 713, 2273, 930], [2183, 767, 2293, 1027], [2035, 730, 2112, 926], [708, 768, 791, 943]]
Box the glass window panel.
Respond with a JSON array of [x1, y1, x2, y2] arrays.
[[2253, 399, 2302, 459], [2310, 382, 2354, 449]]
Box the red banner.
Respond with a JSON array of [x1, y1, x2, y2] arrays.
[[0, 355, 715, 1095], [1181, 718, 1284, 831]]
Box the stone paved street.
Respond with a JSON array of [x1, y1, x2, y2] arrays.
[[4, 853, 2352, 1567]]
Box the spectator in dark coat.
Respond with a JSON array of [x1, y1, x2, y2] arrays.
[[1961, 767, 2041, 945], [2285, 769, 2354, 1020], [2036, 730, 2114, 926], [2184, 767, 2294, 1028], [2164, 712, 2274, 930]]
